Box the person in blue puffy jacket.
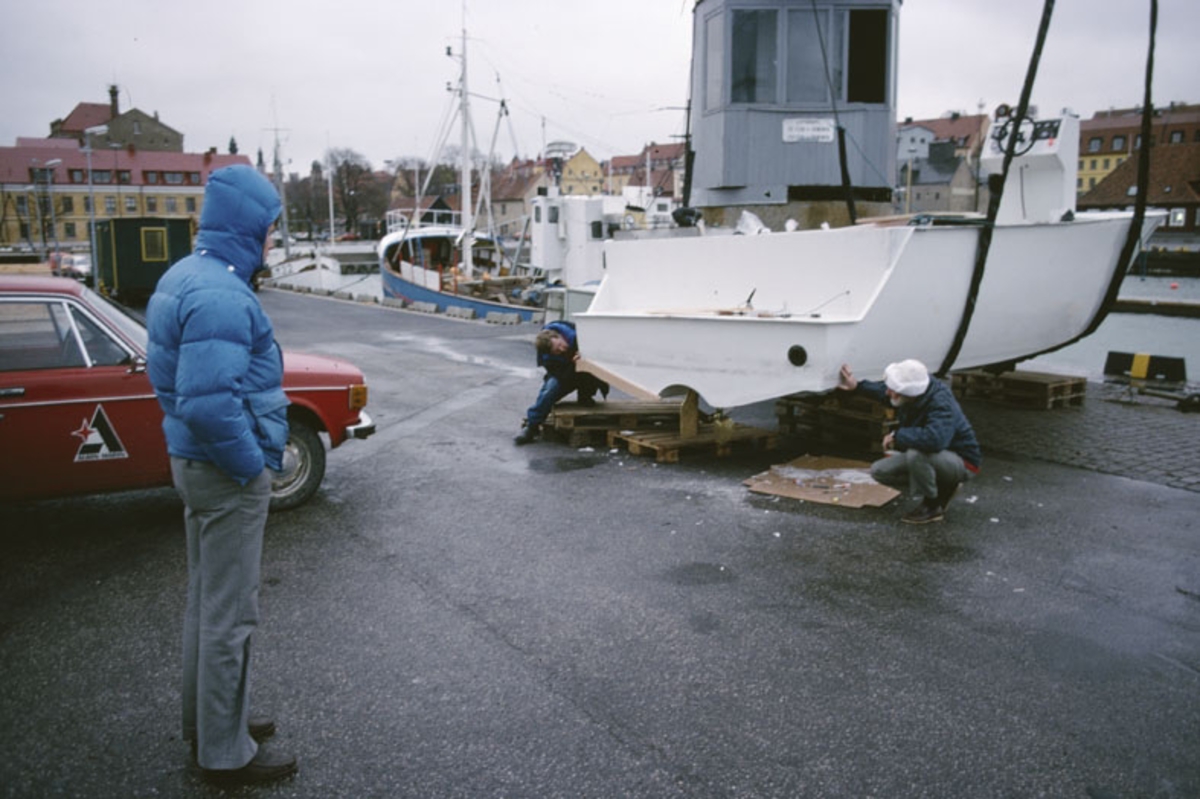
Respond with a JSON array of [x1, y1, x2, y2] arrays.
[[838, 359, 982, 525], [514, 320, 609, 444], [146, 165, 296, 784]]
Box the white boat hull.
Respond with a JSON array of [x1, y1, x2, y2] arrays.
[[576, 212, 1162, 408]]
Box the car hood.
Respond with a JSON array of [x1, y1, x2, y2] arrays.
[[282, 350, 366, 389]]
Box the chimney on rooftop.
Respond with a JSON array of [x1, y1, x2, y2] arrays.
[[109, 84, 119, 117]]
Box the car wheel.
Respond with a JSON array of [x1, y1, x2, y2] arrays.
[[270, 421, 326, 511]]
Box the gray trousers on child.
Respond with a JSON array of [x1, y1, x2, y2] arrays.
[[870, 448, 970, 502], [171, 457, 271, 771]]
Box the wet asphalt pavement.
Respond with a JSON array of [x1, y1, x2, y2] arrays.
[[1, 289, 1198, 798]]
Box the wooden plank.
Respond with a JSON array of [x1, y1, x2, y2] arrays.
[[576, 358, 660, 402]]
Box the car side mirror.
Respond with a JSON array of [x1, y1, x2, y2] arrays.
[[128, 355, 147, 375]]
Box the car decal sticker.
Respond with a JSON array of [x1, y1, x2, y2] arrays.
[[72, 405, 129, 462]]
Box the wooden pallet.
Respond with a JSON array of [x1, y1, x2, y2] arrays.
[[951, 370, 1086, 409], [607, 422, 777, 463], [548, 394, 699, 447], [776, 392, 896, 452]]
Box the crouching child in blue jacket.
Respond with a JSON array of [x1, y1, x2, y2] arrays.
[[515, 321, 609, 445]]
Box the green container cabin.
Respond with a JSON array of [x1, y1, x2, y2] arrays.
[[96, 217, 193, 303]]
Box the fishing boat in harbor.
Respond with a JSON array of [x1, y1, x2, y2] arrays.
[[377, 26, 541, 322], [378, 211, 540, 322], [574, 0, 1165, 408]]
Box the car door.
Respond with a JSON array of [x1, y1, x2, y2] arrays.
[[0, 295, 169, 502]]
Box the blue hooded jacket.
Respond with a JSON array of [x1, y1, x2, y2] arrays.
[[146, 165, 288, 484], [537, 320, 579, 378]]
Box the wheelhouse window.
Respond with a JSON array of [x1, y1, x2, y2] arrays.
[[721, 5, 889, 108], [731, 9, 777, 103]]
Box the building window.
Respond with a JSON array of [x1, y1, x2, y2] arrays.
[[1103, 158, 1110, 169], [16, 196, 28, 214], [164, 172, 184, 185], [1076, 178, 1083, 190], [145, 172, 159, 184], [125, 196, 137, 213], [188, 172, 201, 185], [1169, 130, 1184, 144], [1089, 177, 1096, 189], [105, 197, 116, 214], [64, 222, 76, 239], [1088, 137, 1102, 153], [1112, 135, 1126, 151], [84, 196, 92, 213], [118, 171, 132, 185], [1134, 134, 1142, 149], [731, 9, 777, 104], [93, 170, 112, 185], [70, 169, 85, 183], [1168, 208, 1185, 227], [146, 196, 157, 213], [61, 197, 74, 213], [1089, 159, 1097, 170], [166, 197, 178, 213], [185, 197, 196, 213]]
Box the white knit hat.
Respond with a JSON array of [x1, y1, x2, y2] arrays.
[[884, 359, 930, 397]]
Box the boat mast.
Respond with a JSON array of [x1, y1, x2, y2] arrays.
[[460, 16, 474, 275]]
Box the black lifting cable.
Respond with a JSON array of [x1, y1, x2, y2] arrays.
[[1053, 0, 1157, 348], [810, 0, 857, 225], [936, 0, 1056, 378]]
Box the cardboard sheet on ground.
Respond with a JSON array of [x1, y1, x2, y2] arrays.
[[744, 455, 900, 508]]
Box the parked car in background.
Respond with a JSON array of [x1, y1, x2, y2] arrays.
[[48, 253, 92, 281], [0, 275, 375, 510]]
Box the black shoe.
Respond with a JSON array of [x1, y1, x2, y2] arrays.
[[936, 481, 960, 509], [901, 500, 945, 525], [514, 424, 540, 445], [249, 715, 275, 742], [202, 745, 297, 785]]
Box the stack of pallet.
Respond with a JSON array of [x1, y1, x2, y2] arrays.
[[548, 393, 777, 463], [775, 392, 896, 454], [950, 369, 1086, 409]]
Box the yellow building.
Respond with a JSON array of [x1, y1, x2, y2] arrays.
[[1, 139, 251, 257], [559, 148, 603, 196]]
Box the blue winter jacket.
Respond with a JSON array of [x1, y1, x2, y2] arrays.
[[146, 165, 288, 484], [857, 377, 982, 470]]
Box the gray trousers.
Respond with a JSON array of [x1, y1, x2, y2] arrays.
[[870, 448, 971, 502], [171, 457, 271, 770]]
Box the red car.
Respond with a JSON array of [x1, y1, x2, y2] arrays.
[[0, 275, 374, 510]]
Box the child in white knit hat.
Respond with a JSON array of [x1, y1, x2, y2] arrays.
[[838, 360, 981, 524]]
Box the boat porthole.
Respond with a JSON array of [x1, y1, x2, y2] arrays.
[[787, 346, 808, 367]]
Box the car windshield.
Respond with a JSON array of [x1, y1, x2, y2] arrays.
[[83, 285, 148, 350]]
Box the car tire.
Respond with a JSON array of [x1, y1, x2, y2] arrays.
[[270, 421, 326, 511]]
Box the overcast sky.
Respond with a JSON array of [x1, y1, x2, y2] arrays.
[[1, 0, 1193, 174]]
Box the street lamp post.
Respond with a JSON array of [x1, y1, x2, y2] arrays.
[[43, 159, 62, 263], [84, 125, 108, 281]]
